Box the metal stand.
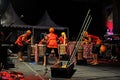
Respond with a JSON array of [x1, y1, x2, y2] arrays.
[[43, 56, 48, 76]]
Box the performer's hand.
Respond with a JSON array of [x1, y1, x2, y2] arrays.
[[27, 39, 31, 42]]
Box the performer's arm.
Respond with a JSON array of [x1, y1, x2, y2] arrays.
[[39, 39, 44, 44], [22, 36, 31, 44]]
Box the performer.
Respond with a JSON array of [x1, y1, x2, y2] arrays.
[[91, 38, 101, 65], [83, 31, 101, 65], [58, 32, 68, 56], [82, 31, 92, 59], [15, 30, 32, 61], [59, 32, 68, 45], [39, 27, 60, 66]]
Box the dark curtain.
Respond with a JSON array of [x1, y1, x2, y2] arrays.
[[113, 0, 120, 34]]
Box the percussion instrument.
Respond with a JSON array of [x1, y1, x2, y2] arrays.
[[38, 44, 46, 57], [67, 41, 76, 55], [58, 44, 67, 55], [77, 45, 83, 60], [83, 43, 93, 59], [27, 44, 35, 54], [27, 44, 35, 61], [100, 45, 107, 53]]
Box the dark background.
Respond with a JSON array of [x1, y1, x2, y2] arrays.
[[8, 0, 113, 40]]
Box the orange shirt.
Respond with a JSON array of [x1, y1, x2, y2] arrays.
[[15, 34, 29, 46], [46, 33, 58, 48], [59, 36, 64, 44], [88, 35, 100, 44]]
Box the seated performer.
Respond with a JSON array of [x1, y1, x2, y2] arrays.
[[15, 30, 32, 61], [39, 27, 60, 66], [83, 31, 101, 65]]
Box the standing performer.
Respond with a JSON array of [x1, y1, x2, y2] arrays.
[[59, 32, 68, 45], [58, 32, 68, 56], [15, 30, 32, 61], [82, 31, 92, 59], [39, 27, 60, 66], [83, 31, 101, 65]]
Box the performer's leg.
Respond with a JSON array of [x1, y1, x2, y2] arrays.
[[91, 45, 99, 65], [18, 51, 23, 61], [54, 48, 60, 63], [43, 48, 51, 66], [93, 45, 100, 65], [95, 54, 98, 63], [92, 54, 98, 65], [18, 46, 24, 61], [90, 54, 95, 64], [43, 56, 47, 66]]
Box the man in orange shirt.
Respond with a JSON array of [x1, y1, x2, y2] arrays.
[[15, 30, 31, 61], [39, 27, 60, 66]]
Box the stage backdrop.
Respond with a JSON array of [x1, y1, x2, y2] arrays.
[[1, 3, 69, 44]]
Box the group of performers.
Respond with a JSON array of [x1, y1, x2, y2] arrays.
[[15, 27, 68, 66], [14, 26, 108, 66]]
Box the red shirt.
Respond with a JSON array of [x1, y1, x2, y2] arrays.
[[46, 33, 58, 48], [59, 36, 64, 44], [88, 35, 100, 44], [15, 34, 29, 46]]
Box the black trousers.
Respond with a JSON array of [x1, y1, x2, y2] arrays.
[[46, 47, 59, 58], [92, 44, 101, 54]]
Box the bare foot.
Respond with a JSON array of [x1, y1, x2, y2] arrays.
[[19, 58, 23, 62], [43, 63, 46, 67], [91, 62, 98, 65]]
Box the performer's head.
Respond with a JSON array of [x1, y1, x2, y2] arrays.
[[83, 31, 88, 37], [61, 32, 66, 37], [26, 30, 32, 36], [49, 27, 54, 33]]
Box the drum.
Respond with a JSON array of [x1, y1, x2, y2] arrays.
[[83, 43, 93, 59], [77, 45, 83, 60], [58, 44, 67, 55], [38, 44, 46, 57], [67, 41, 76, 55], [27, 44, 35, 60], [27, 45, 35, 54]]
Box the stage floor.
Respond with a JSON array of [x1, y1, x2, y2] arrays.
[[7, 55, 120, 80]]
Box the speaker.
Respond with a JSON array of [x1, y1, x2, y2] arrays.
[[51, 62, 76, 78]]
